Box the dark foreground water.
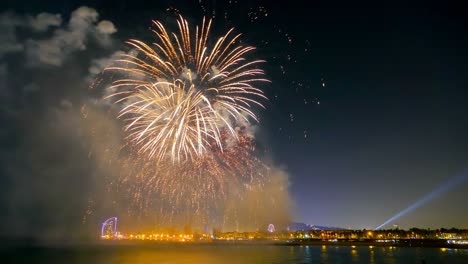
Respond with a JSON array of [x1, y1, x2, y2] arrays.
[[2, 243, 468, 263]]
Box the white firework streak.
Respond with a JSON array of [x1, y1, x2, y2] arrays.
[[105, 15, 269, 163]]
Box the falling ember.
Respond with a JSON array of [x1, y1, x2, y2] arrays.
[[105, 15, 269, 163]]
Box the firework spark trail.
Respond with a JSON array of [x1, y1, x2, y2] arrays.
[[115, 130, 269, 227], [105, 15, 269, 163], [125, 130, 259, 199], [95, 15, 292, 230]]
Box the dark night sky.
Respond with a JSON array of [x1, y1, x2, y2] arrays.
[[1, 0, 467, 232]]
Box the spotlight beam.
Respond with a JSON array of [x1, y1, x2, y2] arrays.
[[375, 171, 468, 230]]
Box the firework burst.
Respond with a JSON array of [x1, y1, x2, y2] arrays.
[[94, 15, 290, 230], [105, 15, 269, 163]]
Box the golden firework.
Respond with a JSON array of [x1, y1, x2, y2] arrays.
[[106, 15, 268, 163]]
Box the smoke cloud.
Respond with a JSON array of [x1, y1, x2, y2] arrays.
[[0, 6, 120, 243], [25, 6, 117, 66], [29, 13, 62, 32]]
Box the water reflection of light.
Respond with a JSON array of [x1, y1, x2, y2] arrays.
[[351, 247, 359, 262], [320, 245, 328, 263], [369, 248, 375, 264], [304, 245, 311, 262]]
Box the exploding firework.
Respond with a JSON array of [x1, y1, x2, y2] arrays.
[[95, 15, 291, 230], [105, 15, 269, 163]]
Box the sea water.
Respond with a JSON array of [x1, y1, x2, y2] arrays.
[[2, 243, 467, 263]]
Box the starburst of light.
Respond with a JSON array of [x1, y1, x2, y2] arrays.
[[105, 15, 269, 163]]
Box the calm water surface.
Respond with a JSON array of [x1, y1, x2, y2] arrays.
[[2, 243, 468, 263]]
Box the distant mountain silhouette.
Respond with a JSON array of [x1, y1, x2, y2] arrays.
[[287, 222, 347, 231]]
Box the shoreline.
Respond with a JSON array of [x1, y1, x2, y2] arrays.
[[1, 238, 467, 250], [94, 239, 468, 249], [275, 239, 468, 249]]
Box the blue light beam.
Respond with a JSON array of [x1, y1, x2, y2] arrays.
[[375, 171, 468, 230]]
